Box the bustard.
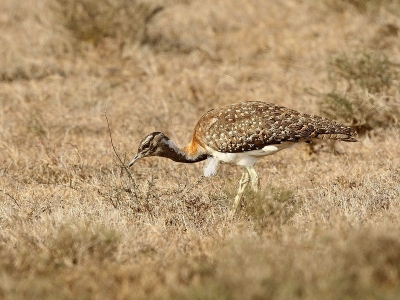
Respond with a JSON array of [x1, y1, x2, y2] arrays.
[[129, 101, 357, 218]]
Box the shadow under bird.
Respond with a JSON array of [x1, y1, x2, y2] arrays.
[[129, 101, 357, 218]]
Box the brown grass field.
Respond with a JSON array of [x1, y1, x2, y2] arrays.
[[1, 0, 400, 299]]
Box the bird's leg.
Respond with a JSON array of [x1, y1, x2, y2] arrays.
[[230, 170, 250, 219], [247, 166, 260, 192]]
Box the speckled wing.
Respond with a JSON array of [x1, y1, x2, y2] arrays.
[[194, 101, 357, 153]]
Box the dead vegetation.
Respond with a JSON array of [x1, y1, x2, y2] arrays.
[[320, 91, 400, 134], [325, 0, 400, 14], [1, 0, 400, 299], [52, 0, 165, 47], [327, 51, 399, 94], [319, 50, 400, 134]]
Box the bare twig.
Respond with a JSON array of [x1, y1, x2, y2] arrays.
[[181, 175, 205, 199], [1, 190, 21, 208], [104, 112, 138, 190]]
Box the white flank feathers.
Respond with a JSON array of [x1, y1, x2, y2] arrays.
[[204, 157, 219, 177]]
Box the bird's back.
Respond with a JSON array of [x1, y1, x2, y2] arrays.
[[194, 101, 357, 153]]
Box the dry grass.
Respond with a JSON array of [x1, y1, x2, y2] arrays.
[[320, 91, 400, 134], [319, 50, 400, 134], [325, 0, 400, 14], [1, 0, 400, 299], [327, 50, 399, 93]]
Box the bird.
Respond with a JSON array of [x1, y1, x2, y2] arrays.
[[128, 101, 357, 218]]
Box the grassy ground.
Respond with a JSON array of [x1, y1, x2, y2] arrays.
[[1, 0, 400, 299]]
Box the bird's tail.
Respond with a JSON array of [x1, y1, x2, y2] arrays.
[[316, 128, 358, 142]]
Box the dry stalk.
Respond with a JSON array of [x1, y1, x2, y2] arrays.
[[104, 112, 139, 199]]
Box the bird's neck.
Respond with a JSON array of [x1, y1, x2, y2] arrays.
[[159, 139, 208, 163]]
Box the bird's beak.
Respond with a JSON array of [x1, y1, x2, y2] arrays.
[[128, 154, 141, 167]]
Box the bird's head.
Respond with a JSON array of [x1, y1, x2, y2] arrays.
[[128, 132, 171, 167]]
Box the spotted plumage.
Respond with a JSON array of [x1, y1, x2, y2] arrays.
[[129, 101, 357, 218], [195, 101, 356, 153]]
